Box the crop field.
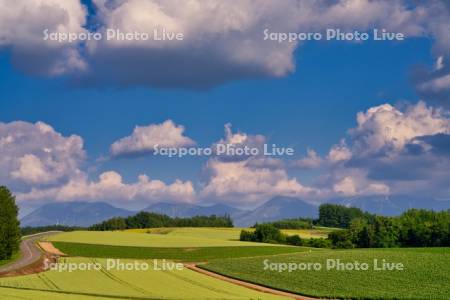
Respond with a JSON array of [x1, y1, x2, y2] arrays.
[[52, 242, 310, 261], [10, 229, 447, 300], [126, 227, 334, 240], [47, 230, 274, 248], [48, 229, 314, 261], [203, 247, 450, 300], [0, 257, 285, 300], [280, 228, 334, 238], [48, 227, 334, 248], [128, 227, 244, 241], [0, 288, 116, 300]]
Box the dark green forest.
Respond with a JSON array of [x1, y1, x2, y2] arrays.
[[0, 186, 21, 260], [90, 211, 233, 230]]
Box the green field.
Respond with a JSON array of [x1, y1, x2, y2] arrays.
[[127, 227, 333, 239], [127, 227, 244, 240], [49, 229, 313, 261], [0, 288, 117, 300], [0, 257, 285, 300], [47, 230, 274, 247], [52, 242, 309, 261], [47, 228, 332, 249], [203, 247, 450, 300], [8, 228, 449, 299]]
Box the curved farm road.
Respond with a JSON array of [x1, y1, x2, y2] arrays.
[[0, 231, 61, 277], [185, 264, 324, 300]]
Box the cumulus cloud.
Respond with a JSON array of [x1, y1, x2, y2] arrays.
[[201, 126, 318, 206], [327, 140, 352, 163], [314, 101, 450, 198], [0, 0, 87, 75], [349, 101, 449, 157], [0, 121, 85, 188], [17, 170, 196, 204], [3, 0, 449, 89], [212, 123, 266, 162], [0, 120, 197, 205], [201, 159, 316, 206], [110, 120, 195, 157]]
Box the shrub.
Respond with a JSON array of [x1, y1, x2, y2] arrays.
[[285, 234, 303, 246]]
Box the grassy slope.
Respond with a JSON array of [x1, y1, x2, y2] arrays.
[[203, 247, 450, 300], [0, 257, 285, 300], [52, 242, 309, 260]]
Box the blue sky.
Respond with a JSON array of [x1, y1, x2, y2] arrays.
[[0, 0, 449, 213], [0, 38, 433, 182]]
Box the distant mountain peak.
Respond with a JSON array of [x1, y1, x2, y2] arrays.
[[233, 196, 318, 227]]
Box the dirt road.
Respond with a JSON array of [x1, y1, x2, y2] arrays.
[[0, 231, 60, 276], [185, 263, 322, 300]]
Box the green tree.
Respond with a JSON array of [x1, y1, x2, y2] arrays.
[[253, 224, 285, 243], [318, 204, 366, 228], [0, 186, 21, 260]]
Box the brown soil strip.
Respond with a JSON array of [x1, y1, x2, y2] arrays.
[[39, 242, 67, 256], [184, 263, 322, 300], [0, 253, 58, 277], [0, 232, 62, 278]]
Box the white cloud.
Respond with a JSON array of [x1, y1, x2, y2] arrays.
[[201, 126, 318, 205], [350, 101, 449, 156], [0, 120, 196, 205], [213, 123, 266, 162], [201, 159, 315, 206], [3, 0, 444, 89], [17, 170, 196, 204], [315, 101, 450, 199], [0, 0, 87, 75], [293, 148, 323, 169], [327, 140, 352, 163], [332, 173, 390, 197], [79, 0, 434, 88], [82, 0, 301, 87], [0, 121, 85, 187], [12, 154, 55, 184], [110, 120, 195, 157]]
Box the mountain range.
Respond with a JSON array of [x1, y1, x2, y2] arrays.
[[144, 202, 244, 219], [20, 195, 450, 227], [20, 201, 134, 227]]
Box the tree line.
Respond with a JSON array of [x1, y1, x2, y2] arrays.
[[90, 211, 233, 230], [0, 186, 21, 260], [329, 208, 450, 248], [240, 204, 450, 249]]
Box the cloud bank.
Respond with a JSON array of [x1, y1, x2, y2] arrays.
[[0, 0, 448, 95]]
